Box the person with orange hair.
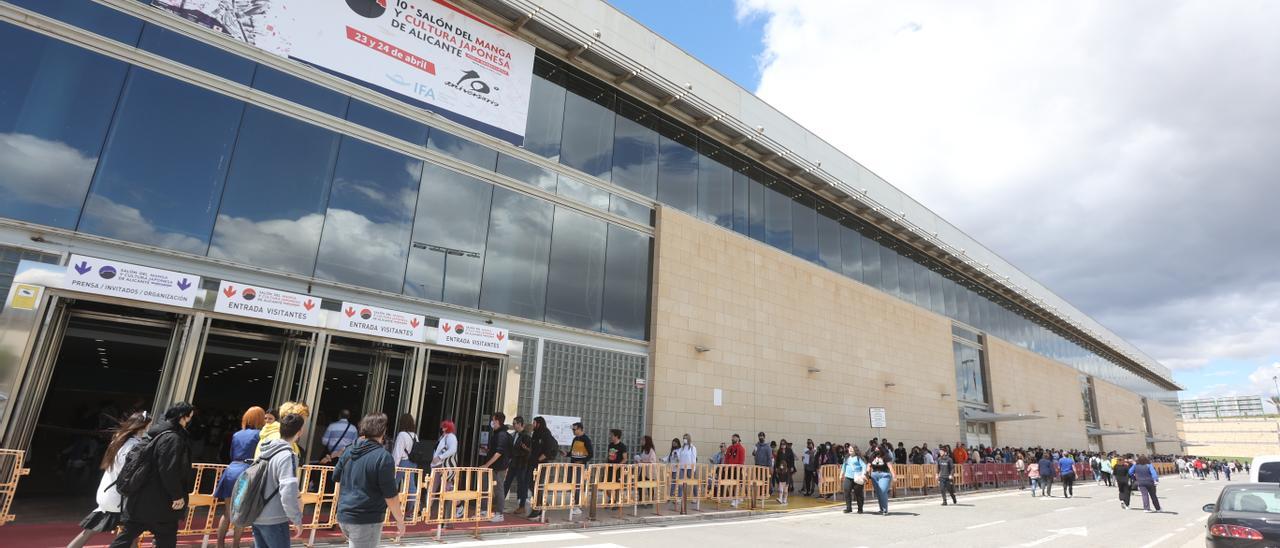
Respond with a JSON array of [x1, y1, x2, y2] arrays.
[[431, 420, 459, 469], [214, 406, 266, 548]]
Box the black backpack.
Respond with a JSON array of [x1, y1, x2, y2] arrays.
[[112, 430, 174, 497], [407, 434, 432, 468]]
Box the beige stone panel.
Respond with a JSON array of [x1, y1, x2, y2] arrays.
[[1181, 418, 1280, 458], [985, 337, 1089, 450], [1147, 398, 1180, 443], [1093, 378, 1147, 455]]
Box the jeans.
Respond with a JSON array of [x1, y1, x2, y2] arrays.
[[870, 471, 891, 513], [1138, 483, 1161, 511], [491, 468, 508, 514], [397, 459, 418, 517], [110, 520, 178, 548], [671, 467, 692, 499], [939, 477, 956, 503], [1041, 475, 1054, 496], [338, 521, 383, 548], [1029, 477, 1039, 494], [504, 463, 529, 507], [1061, 473, 1075, 497], [251, 522, 291, 548], [842, 477, 864, 512]]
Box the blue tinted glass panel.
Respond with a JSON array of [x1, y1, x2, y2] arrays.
[[137, 24, 255, 85], [544, 208, 607, 331], [697, 143, 733, 228], [899, 253, 918, 305], [611, 101, 658, 198], [0, 27, 128, 229], [346, 100, 429, 145], [731, 170, 749, 235], [208, 106, 339, 275], [816, 211, 841, 271], [944, 276, 957, 317], [839, 223, 863, 281], [609, 195, 652, 225], [559, 79, 614, 181], [861, 235, 882, 289], [404, 165, 492, 308], [763, 181, 792, 252], [81, 69, 244, 254], [556, 176, 610, 212], [602, 225, 651, 340], [313, 138, 421, 293], [791, 194, 818, 262], [427, 130, 498, 170], [479, 187, 552, 320], [9, 0, 144, 44], [914, 258, 931, 310], [657, 132, 698, 214], [929, 268, 945, 315], [523, 73, 565, 160], [251, 65, 348, 117], [496, 153, 556, 192], [747, 175, 765, 241], [880, 244, 900, 298]]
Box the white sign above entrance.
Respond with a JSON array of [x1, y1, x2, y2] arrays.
[[435, 317, 508, 354], [335, 301, 425, 343], [213, 280, 320, 327], [869, 407, 888, 429], [64, 254, 200, 308]]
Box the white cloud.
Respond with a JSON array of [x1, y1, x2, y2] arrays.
[[738, 0, 1280, 376], [0, 133, 96, 209]]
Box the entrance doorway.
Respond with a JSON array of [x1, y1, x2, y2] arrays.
[[308, 336, 413, 462], [417, 352, 500, 467], [965, 421, 994, 450]]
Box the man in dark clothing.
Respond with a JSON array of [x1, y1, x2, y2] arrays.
[[566, 422, 592, 517], [894, 443, 908, 465], [482, 412, 512, 522], [752, 432, 771, 467], [110, 402, 195, 548], [802, 439, 816, 496], [605, 429, 628, 464], [526, 416, 561, 520], [937, 451, 958, 505], [504, 416, 531, 514], [334, 413, 405, 548]]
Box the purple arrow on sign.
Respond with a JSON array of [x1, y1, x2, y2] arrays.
[[74, 261, 92, 275], [176, 278, 191, 291]]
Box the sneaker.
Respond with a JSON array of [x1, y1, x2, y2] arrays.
[[731, 500, 741, 508], [490, 513, 505, 523], [1144, 509, 1153, 513], [455, 508, 465, 519], [527, 511, 542, 520], [942, 502, 948, 506], [777, 497, 785, 504], [569, 508, 582, 517]]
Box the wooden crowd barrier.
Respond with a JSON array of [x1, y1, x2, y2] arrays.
[[709, 464, 748, 507], [423, 467, 493, 539], [145, 463, 225, 545], [531, 463, 585, 522], [631, 462, 670, 514], [890, 464, 908, 496], [298, 465, 340, 548], [587, 464, 634, 519], [670, 463, 709, 513], [743, 465, 771, 508], [386, 466, 423, 526], [816, 464, 841, 497], [0, 449, 30, 526], [959, 464, 974, 489], [906, 464, 925, 493], [922, 464, 938, 490]]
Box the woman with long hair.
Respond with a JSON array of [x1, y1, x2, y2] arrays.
[[67, 411, 151, 548], [213, 406, 266, 548], [634, 435, 658, 464]]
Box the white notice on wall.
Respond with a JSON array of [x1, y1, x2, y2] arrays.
[[713, 388, 723, 407], [64, 254, 199, 308], [541, 415, 580, 447], [869, 407, 888, 429], [334, 301, 426, 343], [213, 280, 321, 327]]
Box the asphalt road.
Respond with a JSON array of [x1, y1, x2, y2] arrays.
[[404, 476, 1232, 548]]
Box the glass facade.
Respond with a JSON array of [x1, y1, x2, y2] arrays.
[[0, 4, 1176, 398]]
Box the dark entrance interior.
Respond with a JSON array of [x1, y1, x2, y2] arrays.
[[417, 352, 499, 467]]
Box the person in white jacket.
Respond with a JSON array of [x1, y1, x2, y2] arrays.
[[67, 412, 151, 548]]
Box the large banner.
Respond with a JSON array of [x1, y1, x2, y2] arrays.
[[153, 0, 534, 142]]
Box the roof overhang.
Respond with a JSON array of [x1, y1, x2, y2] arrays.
[[963, 409, 1045, 422], [1087, 427, 1135, 436]]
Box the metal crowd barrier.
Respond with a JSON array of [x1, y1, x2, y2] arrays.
[[631, 462, 670, 514], [164, 463, 225, 544], [0, 449, 29, 526], [817, 464, 841, 497], [298, 464, 340, 548], [531, 463, 585, 522], [423, 467, 493, 540]]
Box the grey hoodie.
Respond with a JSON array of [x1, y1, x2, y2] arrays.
[[252, 439, 302, 526]]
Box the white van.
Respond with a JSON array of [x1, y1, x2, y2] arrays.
[[1250, 455, 1280, 483]]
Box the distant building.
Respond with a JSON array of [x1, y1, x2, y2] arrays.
[[1180, 396, 1267, 419]]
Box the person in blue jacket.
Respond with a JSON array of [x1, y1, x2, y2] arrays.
[[1037, 453, 1056, 497], [841, 445, 867, 514], [1058, 452, 1077, 498], [1128, 455, 1162, 512]]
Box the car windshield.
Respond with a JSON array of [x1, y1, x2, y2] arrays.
[[1259, 462, 1280, 483], [1222, 488, 1280, 514]]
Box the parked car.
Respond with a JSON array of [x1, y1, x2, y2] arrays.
[[1204, 483, 1280, 546], [1250, 455, 1280, 483]]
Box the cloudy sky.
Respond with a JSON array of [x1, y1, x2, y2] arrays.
[[612, 0, 1280, 405]]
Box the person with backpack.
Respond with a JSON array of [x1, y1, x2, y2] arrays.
[[481, 412, 512, 522], [108, 402, 195, 548], [334, 413, 406, 548], [213, 406, 265, 548], [68, 412, 150, 548], [525, 416, 560, 520], [247, 413, 306, 547]]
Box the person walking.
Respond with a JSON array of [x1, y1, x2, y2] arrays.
[[482, 412, 512, 523], [68, 412, 150, 548], [1100, 455, 1114, 487], [1015, 452, 1027, 490], [841, 445, 867, 514], [255, 401, 309, 457], [1129, 455, 1162, 512], [1027, 458, 1041, 497], [774, 444, 791, 505], [1058, 452, 1076, 498], [1114, 456, 1134, 509], [333, 414, 406, 548], [802, 439, 816, 496], [937, 448, 958, 506], [391, 414, 420, 470], [1037, 453, 1055, 497], [319, 410, 358, 465], [213, 406, 266, 548], [868, 448, 894, 515], [525, 417, 560, 520], [250, 413, 306, 548], [431, 420, 459, 470], [109, 403, 195, 548], [504, 416, 531, 515]]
